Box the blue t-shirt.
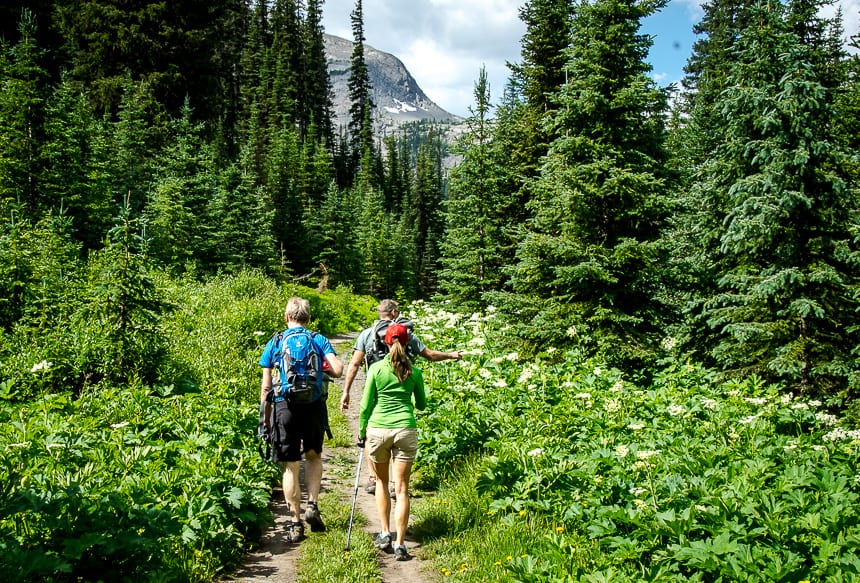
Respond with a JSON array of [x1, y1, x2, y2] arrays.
[[259, 326, 336, 369]]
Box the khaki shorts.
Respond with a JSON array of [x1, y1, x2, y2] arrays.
[[366, 427, 418, 463]]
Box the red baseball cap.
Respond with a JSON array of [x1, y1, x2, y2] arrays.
[[384, 323, 409, 345]]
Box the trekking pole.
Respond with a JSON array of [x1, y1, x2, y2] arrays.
[[345, 442, 364, 551]]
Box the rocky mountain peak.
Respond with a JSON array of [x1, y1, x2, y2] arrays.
[[325, 34, 463, 134]]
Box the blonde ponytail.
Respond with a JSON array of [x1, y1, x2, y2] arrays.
[[389, 339, 412, 382]]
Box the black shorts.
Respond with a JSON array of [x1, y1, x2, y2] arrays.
[[271, 398, 326, 462]]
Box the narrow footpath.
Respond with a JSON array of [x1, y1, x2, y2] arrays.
[[224, 334, 435, 583]]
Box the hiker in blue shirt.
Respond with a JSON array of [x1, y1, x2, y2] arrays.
[[260, 297, 343, 543]]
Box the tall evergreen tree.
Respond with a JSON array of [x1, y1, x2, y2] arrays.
[[439, 68, 512, 310], [346, 0, 374, 182], [269, 0, 303, 126], [500, 0, 671, 366], [303, 0, 334, 144], [690, 0, 859, 395], [410, 134, 445, 297], [0, 10, 49, 215]]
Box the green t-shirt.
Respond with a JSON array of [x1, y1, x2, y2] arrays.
[[358, 355, 426, 439]]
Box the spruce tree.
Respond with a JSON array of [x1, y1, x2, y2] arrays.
[[347, 0, 375, 183], [439, 68, 513, 310], [303, 0, 335, 144], [0, 10, 49, 215], [501, 0, 671, 366], [691, 0, 859, 395]]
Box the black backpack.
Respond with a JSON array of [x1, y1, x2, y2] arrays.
[[365, 316, 416, 367]]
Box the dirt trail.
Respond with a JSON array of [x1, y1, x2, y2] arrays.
[[225, 333, 434, 583]]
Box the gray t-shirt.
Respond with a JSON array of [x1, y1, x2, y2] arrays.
[[353, 320, 426, 363]]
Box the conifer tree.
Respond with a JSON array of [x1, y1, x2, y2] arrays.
[[145, 100, 216, 270], [269, 0, 303, 126], [347, 0, 375, 182], [439, 68, 511, 310], [411, 136, 445, 297], [42, 76, 111, 251], [303, 0, 335, 144], [0, 10, 49, 215], [501, 0, 671, 365], [690, 0, 859, 395]]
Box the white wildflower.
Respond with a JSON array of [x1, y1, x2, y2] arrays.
[[744, 397, 768, 406], [518, 368, 534, 384], [611, 380, 624, 392], [667, 405, 685, 417], [812, 445, 826, 452], [823, 428, 860, 442], [739, 415, 759, 425], [527, 448, 544, 457], [562, 381, 576, 388], [593, 367, 602, 376], [783, 444, 798, 451], [479, 368, 493, 379], [566, 326, 577, 337], [702, 398, 719, 410], [253, 331, 265, 336], [629, 486, 646, 496], [627, 423, 645, 431], [46, 443, 65, 449], [808, 400, 822, 408], [30, 360, 52, 374], [469, 337, 486, 347], [486, 305, 496, 313], [636, 450, 661, 460], [661, 336, 677, 351], [604, 399, 621, 413], [546, 346, 557, 354], [492, 379, 508, 388], [781, 392, 794, 404], [615, 445, 629, 458], [575, 392, 592, 400], [816, 413, 838, 426], [792, 402, 810, 410], [505, 352, 519, 362], [111, 421, 130, 429]]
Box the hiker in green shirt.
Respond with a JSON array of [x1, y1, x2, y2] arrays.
[[358, 322, 425, 562]]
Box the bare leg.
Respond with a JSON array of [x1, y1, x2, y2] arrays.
[[392, 460, 412, 547], [281, 460, 302, 522], [371, 459, 391, 533], [304, 450, 322, 504]]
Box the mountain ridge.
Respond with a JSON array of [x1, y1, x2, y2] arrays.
[[324, 34, 464, 133]]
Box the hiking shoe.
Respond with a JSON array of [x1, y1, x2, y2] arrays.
[[394, 545, 409, 561], [365, 478, 376, 494], [304, 503, 326, 532], [287, 521, 305, 543], [373, 532, 392, 551]]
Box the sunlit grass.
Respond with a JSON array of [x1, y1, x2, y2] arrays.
[[296, 467, 379, 582]]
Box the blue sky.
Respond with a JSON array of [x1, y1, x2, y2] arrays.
[[323, 0, 859, 118]]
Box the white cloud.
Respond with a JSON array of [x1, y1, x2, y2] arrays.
[[323, 0, 523, 116], [324, 0, 860, 117]]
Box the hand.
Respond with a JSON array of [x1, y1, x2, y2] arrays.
[[340, 393, 350, 412], [357, 437, 366, 449], [451, 350, 463, 360]]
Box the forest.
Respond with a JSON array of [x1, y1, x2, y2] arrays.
[[1, 0, 859, 580]]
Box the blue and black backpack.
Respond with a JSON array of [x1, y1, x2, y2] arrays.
[[272, 328, 324, 404]]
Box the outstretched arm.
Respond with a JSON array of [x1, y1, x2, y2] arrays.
[[418, 347, 463, 362], [340, 349, 366, 411]]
